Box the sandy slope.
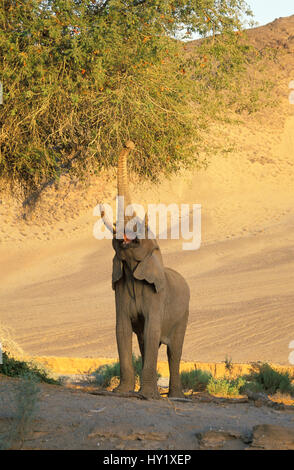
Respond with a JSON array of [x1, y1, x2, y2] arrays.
[[1, 214, 294, 363], [0, 16, 294, 365], [0, 113, 293, 363]]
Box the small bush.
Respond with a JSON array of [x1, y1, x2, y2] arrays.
[[94, 361, 121, 388], [241, 381, 265, 394], [132, 355, 143, 379], [180, 368, 212, 391], [10, 374, 41, 449], [0, 373, 41, 450], [93, 354, 159, 388], [207, 377, 246, 397], [245, 363, 294, 396], [0, 352, 60, 385]]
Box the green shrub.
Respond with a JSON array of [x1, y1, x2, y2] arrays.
[[94, 361, 121, 388], [0, 373, 41, 450], [93, 354, 159, 387], [180, 368, 212, 391], [241, 381, 265, 394], [207, 377, 246, 397], [132, 354, 143, 379], [0, 351, 60, 385], [0, 0, 270, 195], [245, 363, 294, 396]]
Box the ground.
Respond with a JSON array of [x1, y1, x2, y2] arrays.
[[1, 375, 294, 450]]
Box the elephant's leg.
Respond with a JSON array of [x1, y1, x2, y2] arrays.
[[167, 317, 188, 398], [140, 319, 161, 399], [115, 313, 135, 393]]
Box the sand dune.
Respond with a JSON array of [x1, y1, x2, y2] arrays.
[[1, 113, 293, 363], [1, 214, 294, 363], [0, 16, 294, 365]]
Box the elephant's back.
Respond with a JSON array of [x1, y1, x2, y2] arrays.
[[164, 267, 190, 302]]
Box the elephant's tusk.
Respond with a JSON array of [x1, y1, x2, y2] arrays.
[[100, 204, 116, 234]]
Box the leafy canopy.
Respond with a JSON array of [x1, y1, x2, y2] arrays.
[[0, 0, 261, 193]]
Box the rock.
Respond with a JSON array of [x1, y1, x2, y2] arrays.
[[127, 431, 169, 441], [196, 430, 247, 450], [250, 425, 294, 450], [88, 430, 169, 442], [246, 390, 285, 410], [254, 399, 264, 408]]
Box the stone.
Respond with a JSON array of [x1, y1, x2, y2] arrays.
[[88, 429, 169, 442], [250, 425, 294, 450], [197, 430, 246, 450]]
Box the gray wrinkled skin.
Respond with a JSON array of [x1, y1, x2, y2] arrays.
[[112, 235, 190, 399]]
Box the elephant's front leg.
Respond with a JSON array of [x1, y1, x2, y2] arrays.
[[115, 305, 135, 393], [140, 315, 161, 399]]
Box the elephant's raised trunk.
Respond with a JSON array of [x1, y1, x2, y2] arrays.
[[117, 141, 135, 229], [117, 141, 135, 206]]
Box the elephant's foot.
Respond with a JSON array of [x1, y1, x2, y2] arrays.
[[139, 386, 161, 400], [168, 388, 186, 399]]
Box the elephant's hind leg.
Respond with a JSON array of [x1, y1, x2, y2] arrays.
[[167, 317, 188, 398]]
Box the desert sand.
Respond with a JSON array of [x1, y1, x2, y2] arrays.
[[0, 16, 294, 366], [0, 115, 293, 364]]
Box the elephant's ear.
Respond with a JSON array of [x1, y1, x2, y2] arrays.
[[112, 254, 123, 290], [133, 251, 165, 293]]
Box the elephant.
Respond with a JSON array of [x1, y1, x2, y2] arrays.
[[101, 141, 190, 399]]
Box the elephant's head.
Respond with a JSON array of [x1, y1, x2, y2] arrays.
[[112, 236, 165, 292], [103, 141, 165, 293]]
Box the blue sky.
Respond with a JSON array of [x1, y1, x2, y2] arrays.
[[186, 1, 293, 40], [247, 0, 294, 26]]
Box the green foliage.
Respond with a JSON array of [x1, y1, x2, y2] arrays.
[[180, 368, 212, 391], [0, 373, 41, 450], [181, 363, 294, 398], [94, 360, 121, 387], [241, 380, 265, 394], [10, 374, 41, 449], [245, 363, 294, 396], [0, 351, 60, 385], [93, 354, 160, 387], [0, 0, 267, 194], [132, 354, 143, 378], [207, 376, 246, 397]]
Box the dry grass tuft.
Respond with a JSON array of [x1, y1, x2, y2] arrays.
[[0, 323, 23, 360]]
